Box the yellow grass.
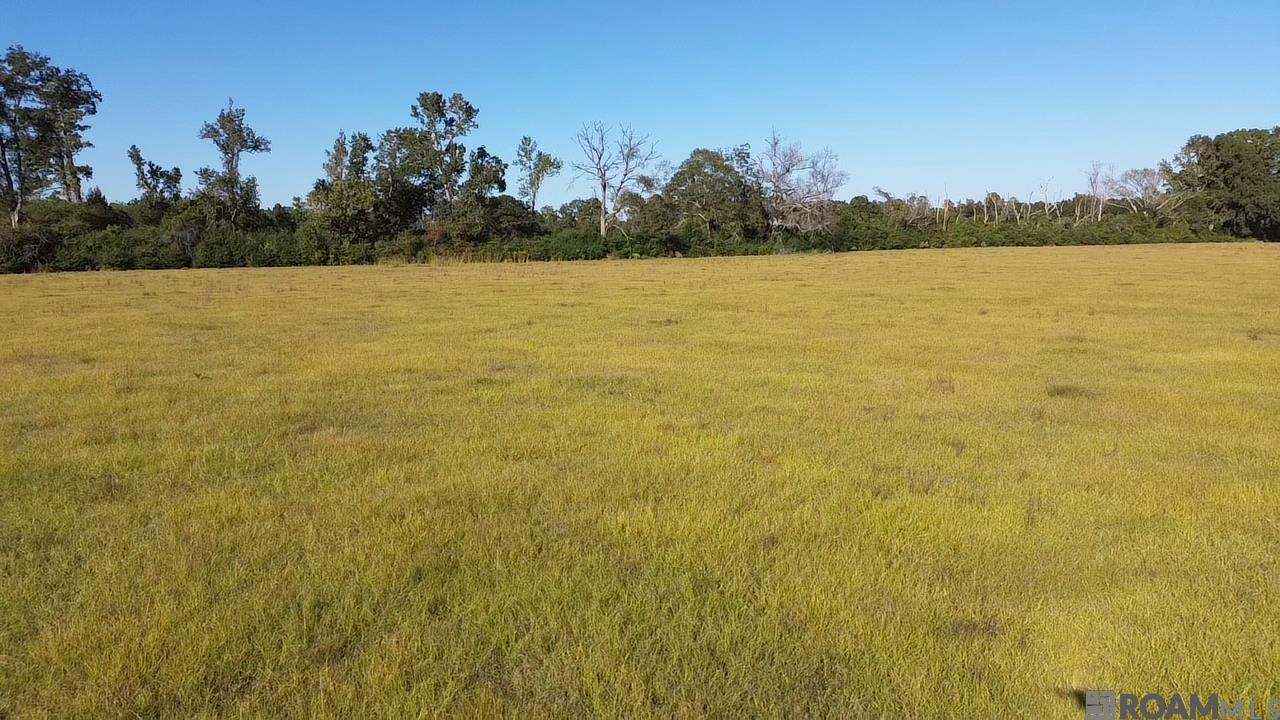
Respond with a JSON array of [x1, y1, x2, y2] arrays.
[[1, 243, 1278, 717]]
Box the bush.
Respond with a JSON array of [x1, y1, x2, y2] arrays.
[[0, 201, 1248, 274], [241, 230, 303, 267], [50, 232, 99, 271], [819, 211, 1233, 253], [375, 231, 427, 262], [192, 225, 250, 268], [0, 225, 62, 272], [51, 226, 183, 270], [528, 227, 608, 261], [23, 197, 131, 239]]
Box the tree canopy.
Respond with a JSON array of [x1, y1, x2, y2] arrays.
[[1, 45, 1276, 273]]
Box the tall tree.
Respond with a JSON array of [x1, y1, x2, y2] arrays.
[[371, 127, 432, 231], [373, 92, 482, 223], [514, 136, 562, 210], [0, 47, 53, 226], [1164, 128, 1280, 241], [1085, 161, 1107, 222], [194, 99, 271, 226], [572, 122, 658, 237], [38, 65, 100, 203], [409, 91, 477, 206]]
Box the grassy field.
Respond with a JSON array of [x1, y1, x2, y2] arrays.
[[1, 243, 1278, 717]]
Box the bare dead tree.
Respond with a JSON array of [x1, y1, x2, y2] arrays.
[[985, 191, 1005, 223], [874, 187, 932, 229], [571, 122, 658, 237], [1039, 180, 1061, 220], [1106, 171, 1141, 214], [1086, 161, 1108, 222], [1105, 167, 1186, 217], [751, 131, 848, 233]]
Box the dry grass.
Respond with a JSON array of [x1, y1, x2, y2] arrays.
[[1, 243, 1278, 717]]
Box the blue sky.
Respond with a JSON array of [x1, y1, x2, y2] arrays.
[[10, 0, 1280, 208]]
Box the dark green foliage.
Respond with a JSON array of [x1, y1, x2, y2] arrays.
[[187, 225, 343, 269], [373, 230, 428, 262], [51, 226, 179, 270], [40, 65, 101, 203], [1165, 128, 1280, 241], [485, 194, 541, 240], [665, 148, 767, 243], [527, 226, 608, 260], [189, 224, 247, 268], [104, 226, 178, 269], [24, 194, 131, 237], [0, 224, 61, 271]]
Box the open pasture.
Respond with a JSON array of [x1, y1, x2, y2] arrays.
[[1, 243, 1278, 717]]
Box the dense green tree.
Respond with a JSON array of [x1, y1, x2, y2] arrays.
[[435, 147, 509, 243], [373, 92, 490, 225], [1164, 128, 1280, 241], [372, 127, 434, 229], [368, 91, 512, 243], [460, 146, 506, 202], [485, 194, 541, 239], [543, 197, 601, 231], [306, 131, 378, 244], [614, 189, 682, 255], [664, 148, 766, 241]]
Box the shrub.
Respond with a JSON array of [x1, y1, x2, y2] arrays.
[[0, 225, 63, 272], [193, 225, 250, 268], [375, 231, 427, 262], [51, 226, 183, 270], [528, 227, 608, 261], [51, 232, 100, 271]]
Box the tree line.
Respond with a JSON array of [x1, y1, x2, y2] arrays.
[[2, 46, 1277, 272]]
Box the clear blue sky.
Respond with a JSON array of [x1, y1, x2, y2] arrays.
[[11, 0, 1280, 208]]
